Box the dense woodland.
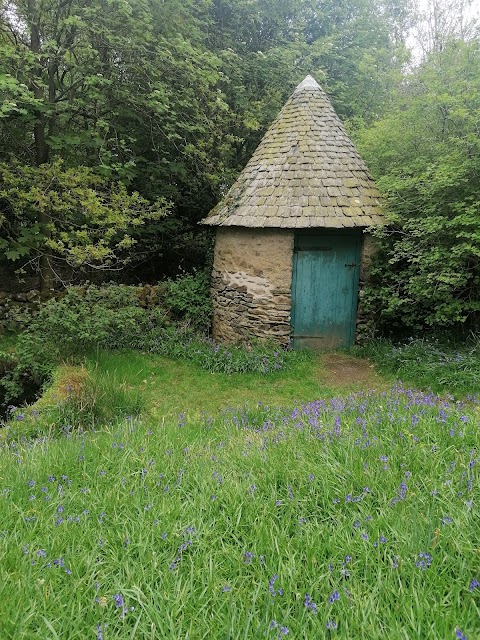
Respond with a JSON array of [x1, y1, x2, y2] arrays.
[[0, 0, 479, 333]]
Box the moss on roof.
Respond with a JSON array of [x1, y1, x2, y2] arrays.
[[201, 75, 385, 229]]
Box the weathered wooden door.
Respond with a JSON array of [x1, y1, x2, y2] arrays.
[[291, 232, 361, 349]]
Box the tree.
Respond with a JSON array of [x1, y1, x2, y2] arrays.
[[0, 160, 170, 291], [0, 0, 232, 284], [357, 38, 480, 332]]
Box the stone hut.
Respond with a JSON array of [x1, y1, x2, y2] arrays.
[[201, 75, 385, 349]]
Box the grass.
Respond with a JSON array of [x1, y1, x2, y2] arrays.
[[352, 336, 480, 397], [1, 333, 479, 638], [0, 386, 478, 639], [88, 350, 384, 417], [2, 348, 387, 441]]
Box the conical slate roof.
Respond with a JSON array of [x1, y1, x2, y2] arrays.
[[201, 75, 385, 228]]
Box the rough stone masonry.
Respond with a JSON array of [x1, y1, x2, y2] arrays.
[[211, 228, 294, 345]]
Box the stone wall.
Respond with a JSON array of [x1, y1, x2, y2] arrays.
[[211, 228, 294, 345], [0, 290, 41, 332], [211, 227, 378, 347], [355, 233, 377, 343]]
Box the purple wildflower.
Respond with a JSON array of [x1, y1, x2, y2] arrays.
[[455, 629, 467, 640], [329, 590, 340, 604], [268, 574, 283, 597], [113, 593, 124, 608], [304, 593, 318, 613], [416, 552, 433, 570], [469, 578, 479, 592]]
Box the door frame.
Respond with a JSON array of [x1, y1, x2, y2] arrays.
[[290, 229, 363, 349]]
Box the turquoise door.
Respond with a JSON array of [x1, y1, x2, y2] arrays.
[[291, 232, 361, 349]]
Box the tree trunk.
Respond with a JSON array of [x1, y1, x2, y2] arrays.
[[27, 0, 55, 298]]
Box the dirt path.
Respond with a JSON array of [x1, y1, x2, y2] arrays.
[[319, 352, 386, 390]]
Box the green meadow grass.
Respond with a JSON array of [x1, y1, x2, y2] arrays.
[[2, 348, 386, 441], [87, 350, 383, 417], [1, 387, 478, 639]]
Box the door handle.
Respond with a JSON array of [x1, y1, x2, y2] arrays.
[[345, 263, 357, 267]]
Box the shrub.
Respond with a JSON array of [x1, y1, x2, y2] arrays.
[[0, 284, 169, 403], [164, 269, 212, 332], [0, 282, 297, 405]]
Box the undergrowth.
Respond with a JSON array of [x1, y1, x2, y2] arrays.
[[351, 335, 480, 396], [0, 282, 299, 407]]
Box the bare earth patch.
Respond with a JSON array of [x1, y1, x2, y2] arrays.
[[320, 352, 386, 390]]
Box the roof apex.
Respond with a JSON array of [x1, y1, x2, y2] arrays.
[[293, 74, 321, 94], [200, 75, 386, 229]]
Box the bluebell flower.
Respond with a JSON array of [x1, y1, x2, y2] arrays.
[[416, 552, 433, 570], [328, 590, 340, 604], [469, 578, 479, 592], [455, 629, 467, 640], [268, 574, 283, 596], [304, 593, 318, 613]]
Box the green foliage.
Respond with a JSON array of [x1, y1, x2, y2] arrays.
[[27, 285, 169, 355], [0, 160, 170, 273], [352, 335, 480, 396], [0, 282, 299, 404], [0, 0, 411, 282], [147, 327, 298, 375], [0, 284, 167, 403], [164, 269, 212, 332], [50, 368, 146, 430], [357, 39, 480, 331]]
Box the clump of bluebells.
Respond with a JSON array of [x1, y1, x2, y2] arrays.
[[148, 330, 298, 375], [416, 552, 433, 571]]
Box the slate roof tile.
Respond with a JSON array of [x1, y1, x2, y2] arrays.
[[201, 75, 385, 229]]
